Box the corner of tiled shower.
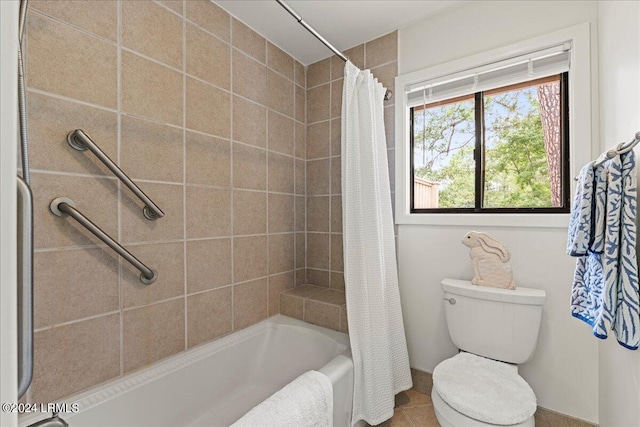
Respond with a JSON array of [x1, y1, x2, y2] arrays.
[[21, 0, 397, 407]]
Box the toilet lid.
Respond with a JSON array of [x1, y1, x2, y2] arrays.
[[433, 352, 536, 425]]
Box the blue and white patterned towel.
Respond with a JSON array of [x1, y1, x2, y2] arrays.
[[569, 152, 640, 350], [567, 164, 595, 256]]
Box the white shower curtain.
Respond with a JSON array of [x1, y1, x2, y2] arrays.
[[341, 61, 412, 426]]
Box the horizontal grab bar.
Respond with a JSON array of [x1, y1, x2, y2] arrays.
[[50, 197, 158, 284], [67, 129, 165, 220]]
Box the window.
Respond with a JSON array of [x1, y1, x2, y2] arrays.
[[410, 73, 569, 213], [395, 24, 591, 227]]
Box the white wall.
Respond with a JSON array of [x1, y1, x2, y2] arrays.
[[397, 1, 600, 423], [596, 2, 640, 426]]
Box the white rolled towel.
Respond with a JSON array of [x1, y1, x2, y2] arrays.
[[231, 370, 333, 427]]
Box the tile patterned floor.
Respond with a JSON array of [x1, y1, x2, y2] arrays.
[[374, 389, 440, 427]]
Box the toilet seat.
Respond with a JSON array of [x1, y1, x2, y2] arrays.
[[433, 353, 536, 426]]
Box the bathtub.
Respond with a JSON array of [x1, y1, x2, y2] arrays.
[[21, 315, 353, 427]]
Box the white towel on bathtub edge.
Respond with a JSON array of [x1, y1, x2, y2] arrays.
[[230, 370, 333, 427]]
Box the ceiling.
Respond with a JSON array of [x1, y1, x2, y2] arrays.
[[215, 1, 468, 65]]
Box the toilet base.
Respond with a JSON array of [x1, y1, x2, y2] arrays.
[[432, 388, 535, 427]]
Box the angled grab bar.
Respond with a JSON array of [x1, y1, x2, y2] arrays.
[[67, 129, 165, 220], [50, 197, 158, 284]]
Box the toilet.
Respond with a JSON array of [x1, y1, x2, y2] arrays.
[[432, 278, 546, 427]]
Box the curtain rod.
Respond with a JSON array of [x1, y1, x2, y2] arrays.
[[275, 0, 393, 100]]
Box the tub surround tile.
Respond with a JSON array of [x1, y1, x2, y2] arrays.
[[186, 23, 230, 89], [234, 278, 268, 330], [306, 269, 330, 288], [27, 13, 117, 109], [233, 51, 267, 105], [31, 173, 118, 250], [29, 0, 118, 41], [280, 293, 303, 320], [295, 158, 306, 195], [187, 238, 232, 293], [365, 31, 398, 69], [307, 121, 330, 160], [122, 0, 183, 69], [268, 43, 294, 81], [123, 298, 185, 373], [279, 286, 345, 333], [32, 314, 120, 403], [232, 19, 266, 64], [331, 79, 343, 119], [268, 152, 295, 194], [330, 272, 345, 291], [233, 190, 267, 235], [268, 272, 294, 316], [331, 195, 343, 233], [307, 57, 330, 88], [34, 248, 119, 329], [294, 60, 306, 88], [121, 181, 184, 244], [308, 289, 346, 306], [371, 62, 398, 108], [187, 287, 232, 347], [307, 196, 329, 232], [307, 84, 330, 124], [331, 45, 364, 80], [295, 122, 307, 160], [268, 194, 295, 233], [268, 233, 295, 274], [185, 132, 231, 187], [233, 97, 267, 148], [268, 112, 295, 156], [27, 0, 302, 404], [122, 242, 184, 309], [295, 196, 306, 232], [331, 234, 344, 272], [339, 306, 348, 334], [27, 92, 118, 176], [331, 156, 341, 195], [307, 233, 330, 270], [295, 233, 306, 269], [185, 77, 230, 138], [233, 143, 267, 191], [307, 159, 330, 196], [185, 0, 230, 42], [304, 299, 341, 331], [121, 116, 184, 183], [330, 118, 341, 157], [122, 51, 183, 126], [233, 235, 268, 283], [157, 0, 183, 14], [186, 186, 231, 238], [267, 70, 295, 118]]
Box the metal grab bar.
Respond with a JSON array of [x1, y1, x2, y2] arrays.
[[49, 197, 158, 284], [17, 176, 33, 398], [67, 129, 165, 220]]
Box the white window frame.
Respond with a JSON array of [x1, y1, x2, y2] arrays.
[[394, 23, 592, 228]]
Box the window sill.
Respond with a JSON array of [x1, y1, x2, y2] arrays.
[[395, 212, 570, 228]]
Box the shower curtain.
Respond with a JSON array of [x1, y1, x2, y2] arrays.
[[341, 61, 412, 426]]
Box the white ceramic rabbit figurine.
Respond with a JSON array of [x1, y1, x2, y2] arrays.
[[462, 231, 515, 290]]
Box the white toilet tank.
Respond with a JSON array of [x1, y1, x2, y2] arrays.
[[442, 278, 546, 364]]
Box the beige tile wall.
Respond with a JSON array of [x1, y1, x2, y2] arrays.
[[305, 32, 398, 288], [24, 0, 305, 403]]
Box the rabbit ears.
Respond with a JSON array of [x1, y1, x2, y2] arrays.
[[476, 232, 511, 262]]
